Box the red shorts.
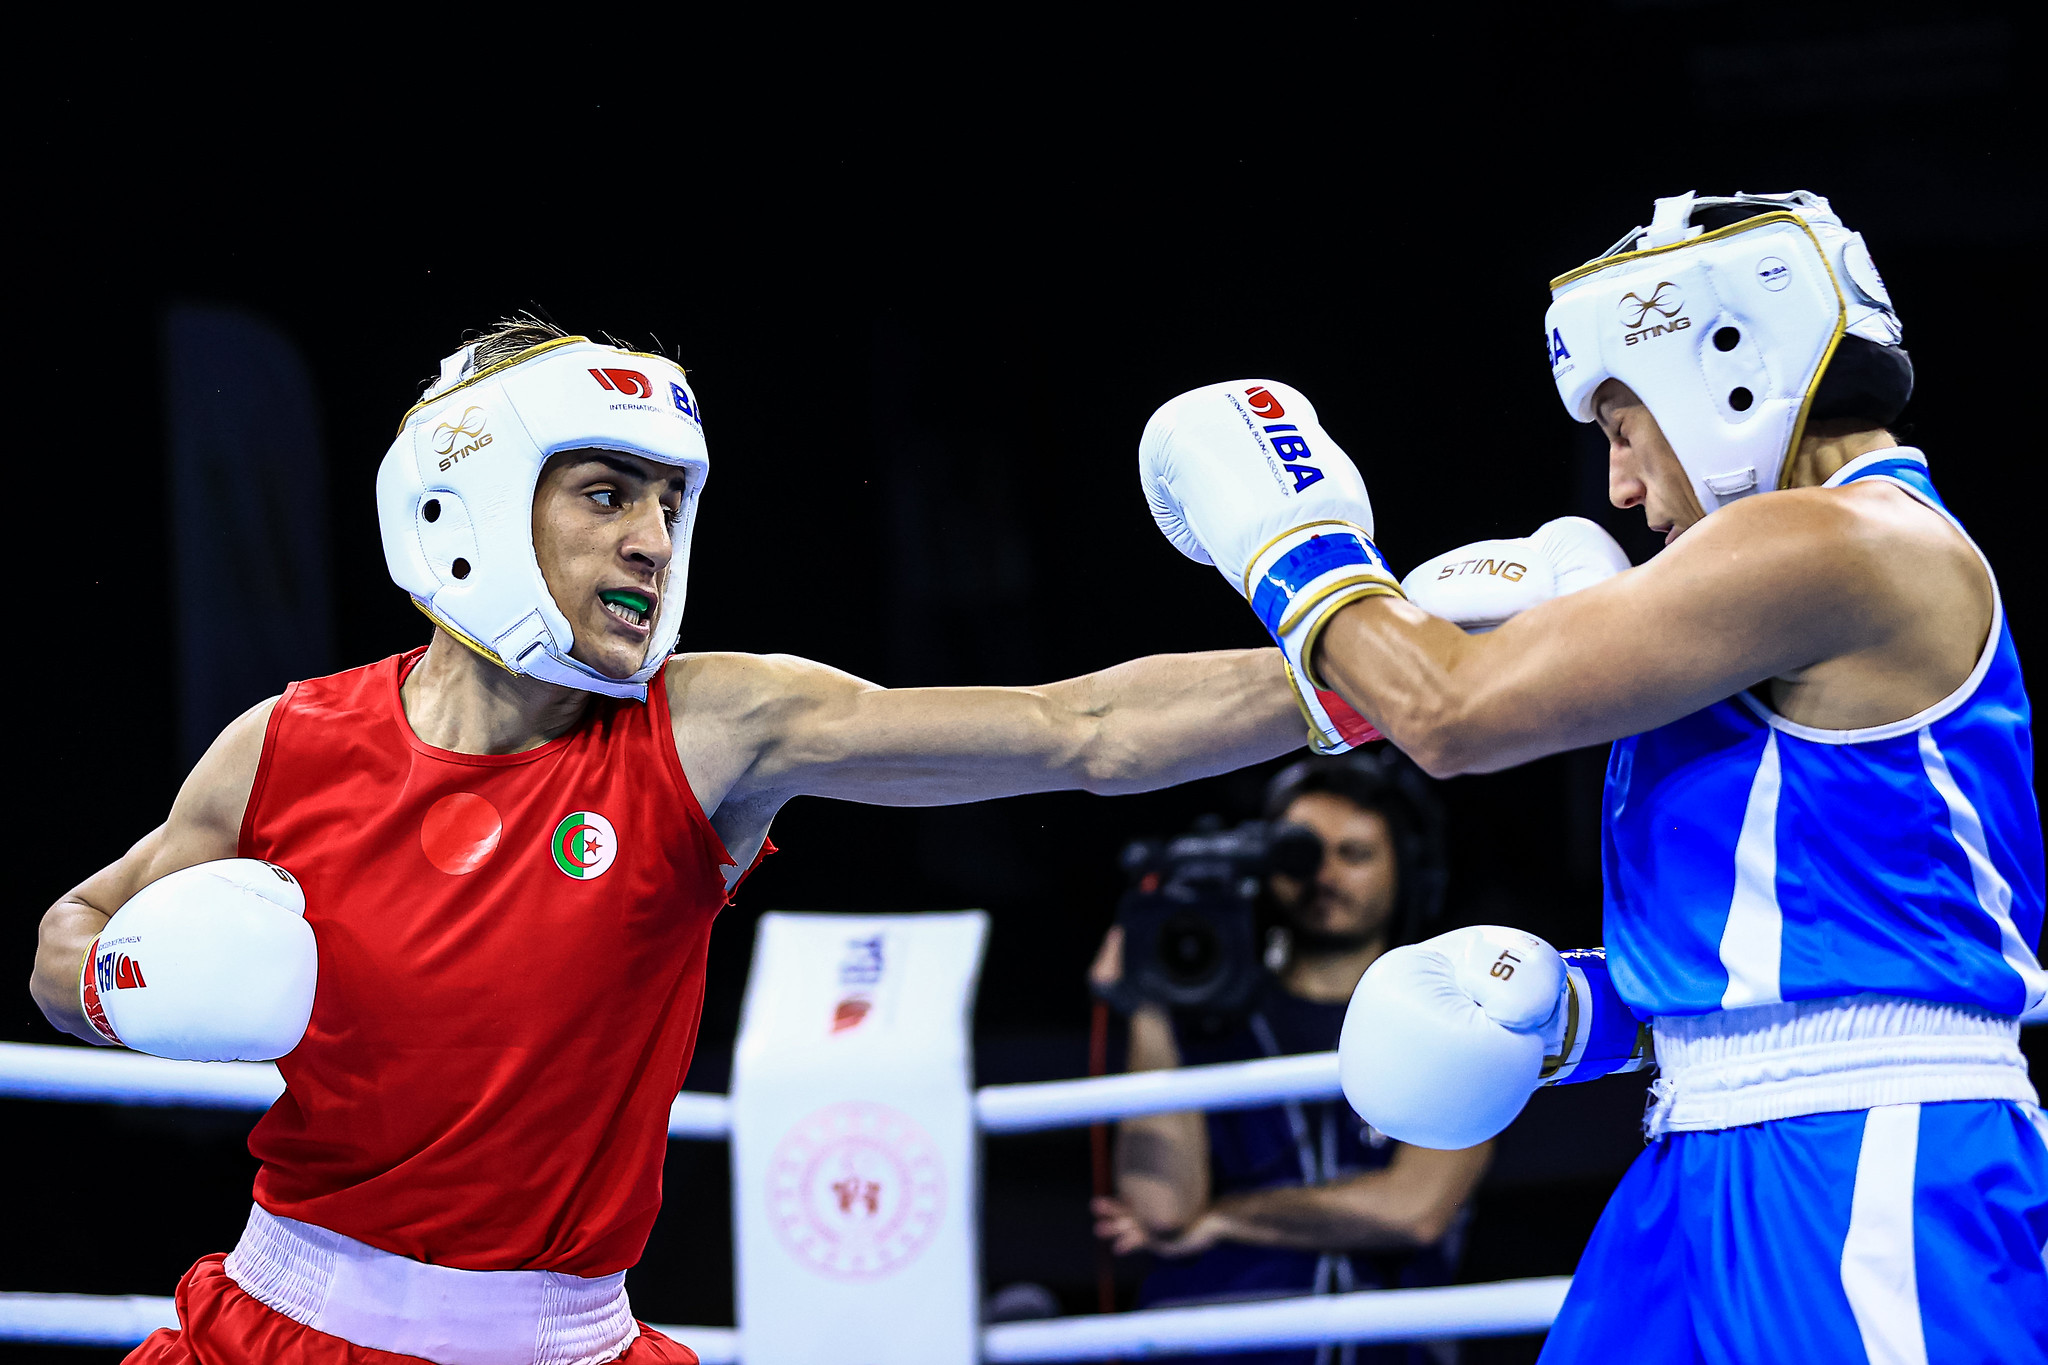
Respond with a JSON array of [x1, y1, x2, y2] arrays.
[[125, 1254, 700, 1365]]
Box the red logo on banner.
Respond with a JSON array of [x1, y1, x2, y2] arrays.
[[831, 996, 872, 1033], [766, 1101, 946, 1280], [590, 368, 654, 398]]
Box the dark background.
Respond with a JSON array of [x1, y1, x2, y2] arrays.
[[8, 4, 2043, 1361]]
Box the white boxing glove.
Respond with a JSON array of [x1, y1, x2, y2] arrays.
[[1338, 926, 1654, 1149], [1401, 517, 1630, 633], [1140, 380, 1401, 752], [1338, 926, 1563, 1149], [81, 859, 317, 1061]]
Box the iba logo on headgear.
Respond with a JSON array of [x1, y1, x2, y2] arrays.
[[552, 811, 618, 880], [1617, 282, 1690, 346], [432, 407, 494, 470], [589, 368, 653, 398]]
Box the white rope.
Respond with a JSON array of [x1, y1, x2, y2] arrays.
[[977, 1052, 1342, 1133], [984, 1278, 1572, 1360], [0, 1043, 1351, 1137], [0, 1292, 178, 1347], [667, 1090, 731, 1139], [0, 1293, 736, 1359], [0, 1042, 283, 1109], [0, 1043, 733, 1141], [13, 1008, 2047, 1141], [0, 1284, 1564, 1357]]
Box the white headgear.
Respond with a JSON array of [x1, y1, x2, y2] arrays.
[[1544, 190, 1903, 516], [376, 335, 709, 700]]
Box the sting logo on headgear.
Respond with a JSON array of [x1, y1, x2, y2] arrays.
[[1618, 282, 1691, 346], [1619, 283, 1683, 328], [589, 368, 653, 398], [1244, 386, 1286, 420], [432, 407, 494, 471]]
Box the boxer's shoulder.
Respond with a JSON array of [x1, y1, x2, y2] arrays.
[[661, 652, 879, 815], [1665, 477, 1980, 609], [663, 651, 875, 727], [110, 697, 283, 902], [173, 697, 280, 838]]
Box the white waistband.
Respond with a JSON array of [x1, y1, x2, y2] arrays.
[[1646, 994, 2036, 1136], [224, 1204, 638, 1365]]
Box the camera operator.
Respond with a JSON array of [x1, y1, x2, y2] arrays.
[[1090, 751, 1490, 1365]]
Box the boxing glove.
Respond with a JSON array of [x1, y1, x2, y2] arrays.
[[1337, 926, 1650, 1149], [1140, 380, 1400, 752], [81, 859, 317, 1061], [1402, 517, 1631, 633]]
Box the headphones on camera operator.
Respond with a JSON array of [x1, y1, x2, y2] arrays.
[[1102, 749, 1447, 1020]]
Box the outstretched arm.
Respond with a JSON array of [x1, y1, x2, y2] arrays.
[[675, 646, 1304, 814]]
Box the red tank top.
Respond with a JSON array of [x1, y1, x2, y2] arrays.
[[240, 649, 757, 1275]]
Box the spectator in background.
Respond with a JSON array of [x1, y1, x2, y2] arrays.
[[1090, 752, 1490, 1365]]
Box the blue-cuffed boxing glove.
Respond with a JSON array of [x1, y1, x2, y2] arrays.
[[1338, 926, 1652, 1150], [1140, 380, 1400, 752]]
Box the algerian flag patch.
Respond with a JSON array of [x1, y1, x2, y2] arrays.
[[551, 811, 618, 880]]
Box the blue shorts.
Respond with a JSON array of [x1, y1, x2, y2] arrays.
[[1540, 1100, 2048, 1365]]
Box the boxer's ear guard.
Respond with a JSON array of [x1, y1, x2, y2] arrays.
[[1544, 191, 1907, 518]]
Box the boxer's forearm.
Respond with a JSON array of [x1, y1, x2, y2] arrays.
[[32, 896, 112, 1043], [1309, 596, 1529, 776], [711, 649, 1301, 808], [1315, 589, 1737, 776], [1313, 495, 1891, 775], [1050, 647, 1302, 795], [1203, 1169, 1464, 1252], [1113, 1005, 1210, 1231]]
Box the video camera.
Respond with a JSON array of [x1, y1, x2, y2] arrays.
[[1109, 817, 1323, 1014]]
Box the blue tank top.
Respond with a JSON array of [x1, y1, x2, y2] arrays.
[[1602, 449, 2046, 1019]]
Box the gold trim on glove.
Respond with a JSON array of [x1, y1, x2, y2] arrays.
[[1277, 571, 1402, 638], [1539, 974, 1582, 1082], [1239, 519, 1378, 601], [1297, 584, 1403, 690]]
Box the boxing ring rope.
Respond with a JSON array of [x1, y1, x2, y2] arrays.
[[8, 1007, 2045, 1356], [0, 1281, 1570, 1360], [0, 1042, 1349, 1138]]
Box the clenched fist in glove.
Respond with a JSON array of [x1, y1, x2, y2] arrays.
[[1338, 926, 1651, 1150], [81, 858, 318, 1061], [1140, 380, 1400, 752], [1402, 517, 1631, 633]]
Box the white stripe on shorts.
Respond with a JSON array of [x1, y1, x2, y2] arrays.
[[1840, 1103, 1927, 1365], [2029, 1104, 2048, 1273]]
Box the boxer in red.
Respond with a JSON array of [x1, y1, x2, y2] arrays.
[[30, 322, 1312, 1365]]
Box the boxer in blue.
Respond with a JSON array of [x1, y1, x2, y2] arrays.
[[1138, 191, 2047, 1363]]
